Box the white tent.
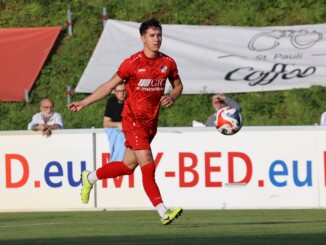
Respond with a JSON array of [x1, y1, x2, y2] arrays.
[[75, 20, 326, 94]]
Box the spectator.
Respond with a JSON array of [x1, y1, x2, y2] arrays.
[[27, 98, 63, 136], [103, 82, 126, 162], [205, 93, 242, 127], [321, 111, 326, 126]]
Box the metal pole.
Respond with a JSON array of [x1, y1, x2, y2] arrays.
[[24, 88, 29, 103], [66, 85, 72, 104], [67, 9, 73, 36], [102, 7, 107, 29]]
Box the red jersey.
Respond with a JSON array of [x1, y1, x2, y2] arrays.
[[117, 51, 179, 127]]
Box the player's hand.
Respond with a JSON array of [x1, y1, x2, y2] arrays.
[[160, 96, 175, 108], [67, 101, 85, 112]]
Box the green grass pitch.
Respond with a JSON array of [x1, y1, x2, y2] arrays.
[[0, 209, 325, 245]]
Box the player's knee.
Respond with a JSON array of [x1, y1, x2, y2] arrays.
[[140, 163, 155, 176], [121, 162, 136, 175], [124, 167, 135, 175]]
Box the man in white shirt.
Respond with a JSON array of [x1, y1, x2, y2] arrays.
[[27, 98, 63, 136]]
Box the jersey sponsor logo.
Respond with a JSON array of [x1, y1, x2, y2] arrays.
[[137, 79, 166, 91], [138, 68, 146, 72]]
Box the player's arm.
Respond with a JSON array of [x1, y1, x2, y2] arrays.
[[160, 77, 183, 108], [67, 74, 123, 112]]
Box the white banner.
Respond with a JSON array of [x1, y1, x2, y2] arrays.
[[75, 20, 326, 94], [1, 127, 326, 211], [95, 127, 326, 210], [0, 131, 94, 210]]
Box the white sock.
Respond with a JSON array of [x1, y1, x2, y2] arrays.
[[156, 203, 167, 218], [87, 170, 99, 184]]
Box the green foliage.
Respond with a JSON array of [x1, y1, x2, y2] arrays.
[[1, 0, 326, 130]]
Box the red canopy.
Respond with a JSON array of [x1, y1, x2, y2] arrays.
[[0, 26, 61, 101]]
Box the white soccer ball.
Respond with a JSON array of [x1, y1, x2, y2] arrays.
[[214, 107, 243, 135]]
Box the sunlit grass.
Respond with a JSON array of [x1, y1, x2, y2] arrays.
[[0, 209, 325, 244]]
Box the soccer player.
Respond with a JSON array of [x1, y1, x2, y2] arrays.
[[67, 18, 183, 225]]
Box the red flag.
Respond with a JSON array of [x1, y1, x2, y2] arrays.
[[0, 26, 61, 101]]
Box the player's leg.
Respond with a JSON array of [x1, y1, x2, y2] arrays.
[[135, 149, 183, 225], [123, 118, 183, 224], [127, 124, 164, 211], [94, 147, 137, 180], [81, 117, 139, 204], [81, 147, 137, 204], [135, 149, 163, 206]]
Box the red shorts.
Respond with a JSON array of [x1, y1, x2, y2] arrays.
[[122, 117, 157, 150]]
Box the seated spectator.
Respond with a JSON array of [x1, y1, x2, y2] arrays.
[[205, 93, 242, 127], [27, 98, 63, 136], [103, 82, 126, 162], [321, 111, 326, 126]]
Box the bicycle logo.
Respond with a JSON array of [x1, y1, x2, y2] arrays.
[[248, 29, 323, 51]]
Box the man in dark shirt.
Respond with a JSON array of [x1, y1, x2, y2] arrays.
[[103, 82, 126, 162], [103, 82, 125, 129]]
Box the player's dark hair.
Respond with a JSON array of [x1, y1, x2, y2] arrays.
[[139, 18, 162, 35]]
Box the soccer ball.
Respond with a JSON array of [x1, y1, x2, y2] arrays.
[[214, 107, 243, 135]]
